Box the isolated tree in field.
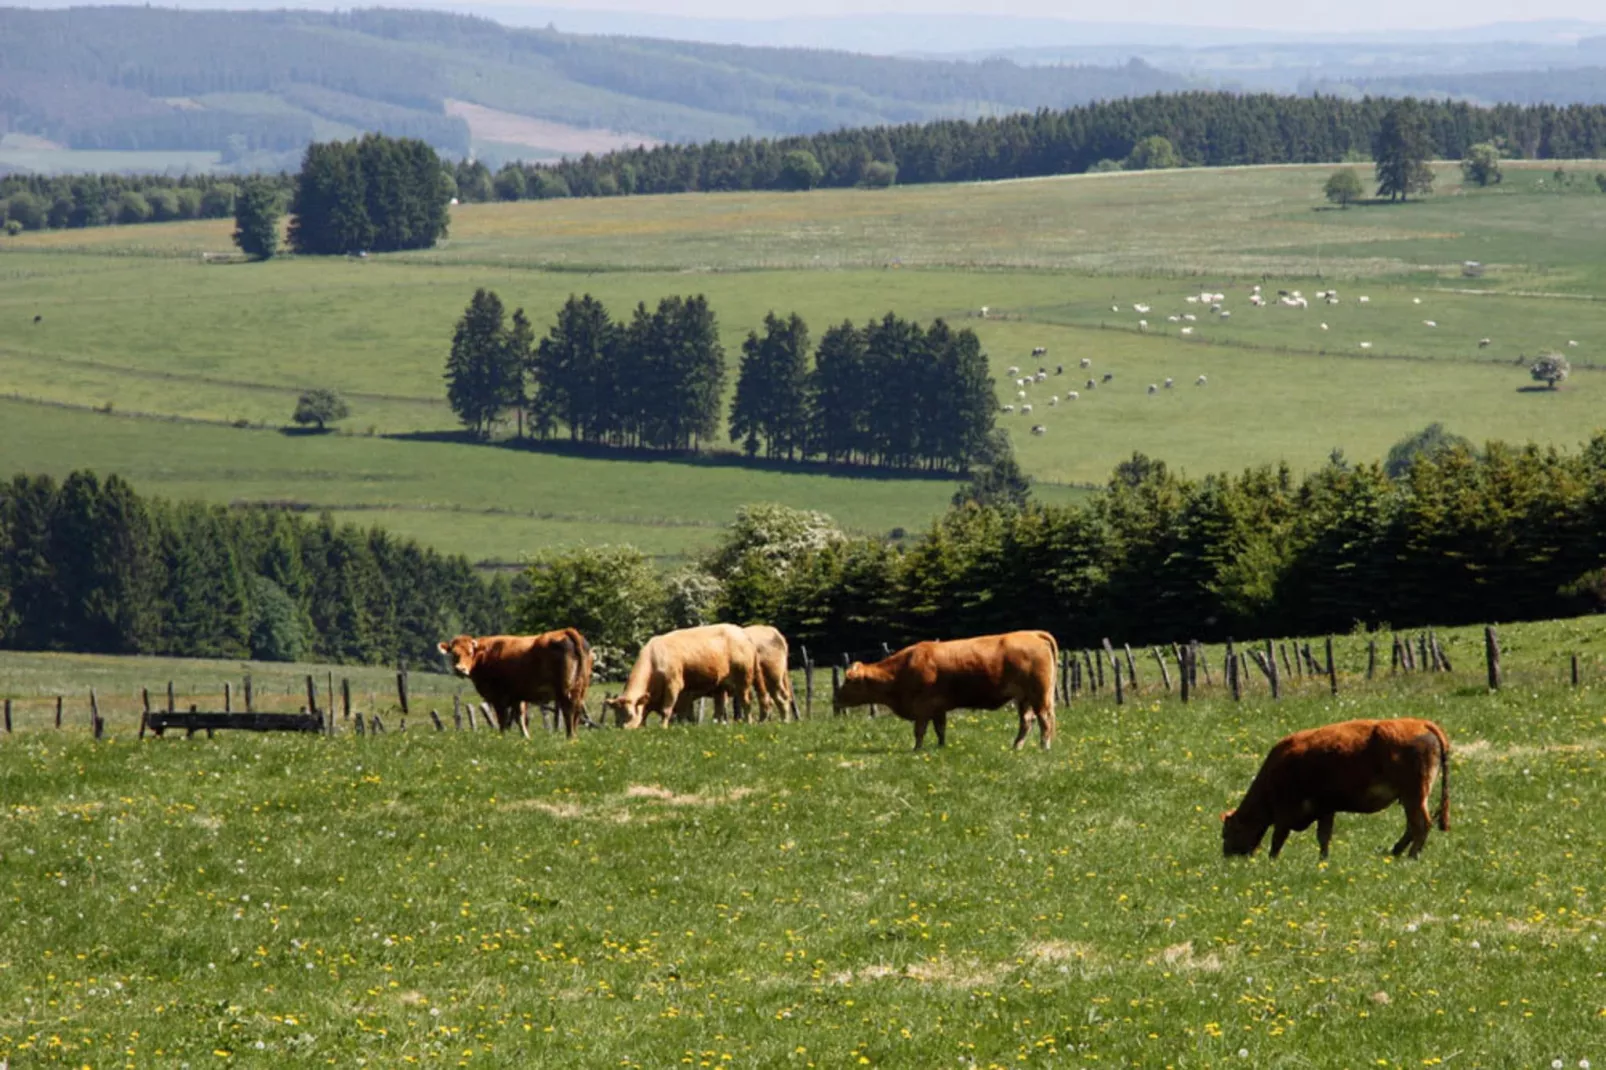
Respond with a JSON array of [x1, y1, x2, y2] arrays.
[[292, 388, 349, 431], [1531, 352, 1571, 390], [232, 180, 281, 260], [779, 149, 824, 191], [730, 312, 812, 459], [1384, 422, 1473, 478], [445, 288, 523, 437], [1461, 142, 1503, 187], [1125, 135, 1179, 171], [1374, 100, 1435, 202], [289, 134, 448, 255], [1324, 167, 1363, 207]]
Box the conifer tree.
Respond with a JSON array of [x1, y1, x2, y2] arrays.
[[445, 288, 521, 437]]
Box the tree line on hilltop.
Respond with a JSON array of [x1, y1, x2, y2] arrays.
[[0, 471, 506, 666], [471, 93, 1606, 199], [443, 291, 1000, 473], [6, 430, 1605, 671]]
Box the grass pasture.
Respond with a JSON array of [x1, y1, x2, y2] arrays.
[[3, 161, 1606, 563], [4, 617, 1606, 1067]]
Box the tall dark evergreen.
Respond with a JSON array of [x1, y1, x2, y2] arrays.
[[534, 294, 619, 443], [445, 288, 523, 437], [231, 178, 281, 260], [809, 321, 871, 465], [1374, 99, 1436, 202], [730, 312, 811, 459]]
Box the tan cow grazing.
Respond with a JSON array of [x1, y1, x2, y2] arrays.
[[604, 624, 761, 729], [437, 630, 593, 739], [833, 631, 1058, 750], [1223, 717, 1450, 860], [744, 624, 798, 722]]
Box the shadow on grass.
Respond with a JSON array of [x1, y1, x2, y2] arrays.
[[382, 429, 963, 483], [277, 425, 337, 437], [1515, 385, 1563, 394]]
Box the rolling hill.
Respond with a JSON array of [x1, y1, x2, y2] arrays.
[[0, 6, 1189, 171]]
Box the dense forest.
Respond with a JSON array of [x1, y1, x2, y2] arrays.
[[289, 134, 450, 255], [1328, 67, 1606, 108], [512, 93, 1606, 197], [0, 171, 283, 230], [0, 472, 507, 666]]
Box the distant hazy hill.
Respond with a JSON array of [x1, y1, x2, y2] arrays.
[[0, 6, 1190, 168], [1322, 66, 1606, 107]]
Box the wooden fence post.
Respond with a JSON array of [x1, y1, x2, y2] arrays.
[[305, 675, 319, 717], [1179, 644, 1191, 704], [1152, 647, 1172, 692], [326, 671, 336, 719], [831, 665, 841, 715], [1226, 640, 1240, 702], [1436, 638, 1453, 673], [1265, 639, 1279, 699], [802, 645, 814, 719], [453, 696, 463, 731], [243, 675, 253, 713], [90, 689, 103, 740], [1484, 626, 1501, 691], [396, 671, 410, 716], [1326, 636, 1338, 696], [224, 682, 232, 714], [355, 712, 366, 736], [166, 681, 175, 714], [1112, 657, 1124, 706], [1059, 649, 1070, 703], [140, 688, 151, 739], [342, 678, 352, 721], [3, 698, 10, 734], [55, 695, 63, 728], [1366, 640, 1377, 680], [430, 709, 445, 731], [1279, 642, 1294, 680], [1571, 653, 1580, 687], [1123, 643, 1139, 690], [1094, 650, 1105, 691], [1417, 634, 1430, 672], [1195, 641, 1213, 688]]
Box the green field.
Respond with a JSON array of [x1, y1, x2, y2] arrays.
[[3, 160, 1605, 565], [4, 617, 1605, 1067]]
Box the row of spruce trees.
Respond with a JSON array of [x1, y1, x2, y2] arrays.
[[444, 292, 998, 472], [726, 437, 1606, 657], [0, 472, 507, 665], [502, 94, 1606, 198]]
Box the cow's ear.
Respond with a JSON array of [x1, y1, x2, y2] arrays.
[[468, 638, 478, 653], [436, 641, 448, 654]]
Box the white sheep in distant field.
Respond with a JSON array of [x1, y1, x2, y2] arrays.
[[1210, 303, 1222, 314], [1479, 338, 1491, 348], [1359, 341, 1373, 349], [1183, 313, 1197, 322], [1080, 357, 1091, 368], [1413, 297, 1422, 304], [1134, 303, 1150, 313], [1358, 295, 1369, 303], [1138, 319, 1148, 330], [979, 306, 989, 318], [1020, 404, 1033, 414], [1196, 375, 1208, 385], [1220, 310, 1231, 319], [1180, 326, 1194, 336], [1032, 346, 1047, 356], [1102, 372, 1114, 382], [1164, 377, 1174, 388], [1086, 379, 1097, 389], [1423, 320, 1437, 328], [1168, 314, 1181, 322], [1017, 390, 1027, 400], [1066, 391, 1079, 400], [1031, 424, 1046, 436], [1147, 383, 1158, 394], [1035, 371, 1047, 383], [1007, 365, 1020, 375], [1568, 340, 1579, 347], [1249, 294, 1264, 306], [1186, 295, 1199, 304], [1321, 323, 1328, 331], [1001, 404, 1014, 413], [1112, 305, 1120, 312], [1049, 396, 1059, 406]]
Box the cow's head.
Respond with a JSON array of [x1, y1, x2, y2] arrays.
[[603, 693, 646, 728], [1220, 809, 1265, 857], [436, 635, 479, 678], [833, 662, 872, 712]]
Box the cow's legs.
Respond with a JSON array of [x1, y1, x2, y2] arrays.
[[1398, 799, 1433, 858], [1012, 700, 1032, 750], [1036, 700, 1055, 750], [1316, 813, 1335, 859], [913, 716, 930, 750], [933, 711, 948, 748], [559, 699, 578, 740], [517, 702, 531, 740], [1268, 825, 1291, 858]]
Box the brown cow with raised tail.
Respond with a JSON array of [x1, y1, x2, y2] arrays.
[[833, 631, 1058, 750], [437, 629, 593, 739], [1223, 717, 1450, 860]]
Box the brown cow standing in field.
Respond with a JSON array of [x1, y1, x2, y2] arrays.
[[833, 631, 1058, 750], [437, 629, 593, 739], [1222, 717, 1451, 860], [604, 623, 762, 729], [744, 624, 798, 722]]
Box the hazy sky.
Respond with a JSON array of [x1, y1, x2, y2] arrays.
[[471, 0, 1605, 32]]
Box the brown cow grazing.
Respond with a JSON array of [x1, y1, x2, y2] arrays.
[[1223, 717, 1450, 860], [744, 624, 798, 723], [833, 631, 1058, 750], [437, 630, 593, 739], [604, 623, 761, 729]]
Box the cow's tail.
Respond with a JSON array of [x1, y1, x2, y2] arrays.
[[566, 629, 593, 713], [1038, 630, 1061, 694], [1429, 720, 1451, 831]]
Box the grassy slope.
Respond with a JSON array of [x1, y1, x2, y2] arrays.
[[2, 161, 1604, 563], [3, 616, 1605, 1066]]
